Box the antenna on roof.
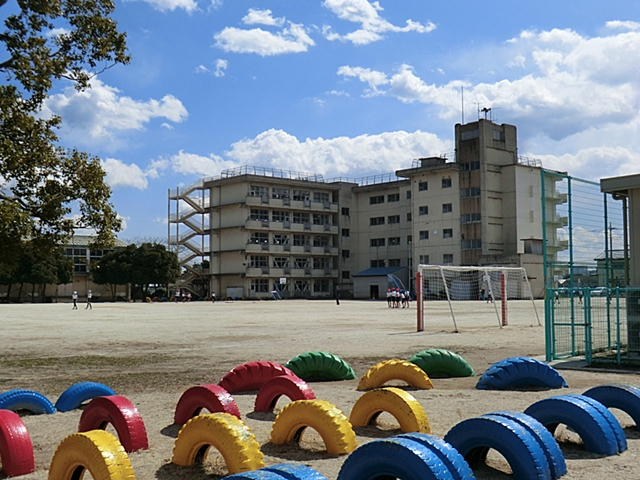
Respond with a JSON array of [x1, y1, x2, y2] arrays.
[[461, 86, 464, 124]]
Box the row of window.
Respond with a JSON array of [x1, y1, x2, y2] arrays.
[[419, 254, 454, 265], [249, 256, 333, 269], [419, 229, 454, 240], [250, 209, 333, 225], [370, 237, 403, 247], [251, 279, 332, 293], [370, 259, 404, 268], [249, 232, 332, 247], [369, 193, 402, 205], [249, 185, 333, 203]]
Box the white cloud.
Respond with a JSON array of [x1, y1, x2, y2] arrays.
[[214, 59, 228, 77], [195, 65, 209, 74], [322, 0, 435, 45], [167, 150, 238, 176], [145, 159, 169, 179], [242, 8, 284, 27], [606, 20, 640, 31], [42, 77, 188, 141], [101, 158, 149, 190], [214, 20, 315, 56], [131, 0, 198, 13]]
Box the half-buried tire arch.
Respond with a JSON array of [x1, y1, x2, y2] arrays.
[[0, 409, 35, 477], [0, 389, 55, 414], [263, 463, 328, 480], [284, 352, 356, 382], [48, 430, 135, 480], [270, 399, 357, 455], [55, 382, 116, 412], [349, 387, 430, 433], [475, 357, 568, 390], [523, 395, 622, 456], [218, 361, 294, 393], [174, 384, 241, 425], [171, 412, 265, 474], [336, 436, 455, 480], [78, 395, 149, 453], [583, 383, 640, 430], [395, 433, 474, 480], [357, 359, 434, 391], [408, 349, 475, 378], [254, 374, 316, 413], [444, 414, 551, 480]]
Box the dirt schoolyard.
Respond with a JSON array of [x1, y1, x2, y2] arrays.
[[1, 299, 640, 479]]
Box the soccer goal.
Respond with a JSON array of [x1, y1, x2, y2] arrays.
[[415, 265, 541, 332]]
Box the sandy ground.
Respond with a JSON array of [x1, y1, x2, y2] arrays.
[[1, 299, 640, 479]]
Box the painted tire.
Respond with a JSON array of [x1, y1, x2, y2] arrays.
[[0, 409, 35, 477], [476, 357, 568, 390], [349, 387, 430, 433], [172, 413, 264, 474], [55, 382, 116, 412], [219, 361, 294, 393], [0, 389, 55, 414], [174, 384, 241, 424], [270, 399, 357, 455], [254, 374, 316, 413], [583, 383, 640, 430], [48, 430, 135, 480], [444, 415, 551, 480], [336, 436, 454, 480], [564, 394, 627, 453], [524, 395, 621, 455], [78, 395, 149, 453], [225, 472, 288, 480], [408, 348, 475, 378], [396, 433, 474, 480], [357, 359, 434, 391], [263, 463, 327, 480], [285, 352, 356, 382], [488, 411, 566, 479]]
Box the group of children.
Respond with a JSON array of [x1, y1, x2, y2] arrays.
[[174, 290, 192, 302], [386, 288, 411, 308]]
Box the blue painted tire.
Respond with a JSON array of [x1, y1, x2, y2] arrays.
[[524, 395, 620, 456], [488, 411, 566, 479], [337, 437, 455, 480], [0, 389, 55, 415], [263, 463, 327, 480], [583, 383, 640, 430], [55, 382, 116, 412], [444, 415, 551, 480], [476, 357, 567, 390], [226, 472, 288, 480], [564, 394, 627, 453], [395, 432, 474, 480]]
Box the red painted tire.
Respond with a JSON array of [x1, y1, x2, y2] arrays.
[[78, 395, 149, 453], [254, 374, 316, 412], [174, 384, 241, 425], [0, 409, 35, 477], [219, 361, 295, 393]]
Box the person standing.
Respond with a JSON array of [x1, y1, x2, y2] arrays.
[[211, 290, 216, 303], [72, 290, 78, 310], [335, 285, 341, 305], [85, 290, 92, 310]]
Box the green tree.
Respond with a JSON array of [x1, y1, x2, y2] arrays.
[[0, 0, 130, 267], [92, 245, 135, 301]]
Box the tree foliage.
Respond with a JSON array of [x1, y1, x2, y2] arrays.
[[0, 0, 130, 277]]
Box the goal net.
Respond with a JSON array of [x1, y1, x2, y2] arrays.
[[416, 265, 540, 332]]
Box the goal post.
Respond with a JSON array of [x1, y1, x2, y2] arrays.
[[416, 265, 541, 332]]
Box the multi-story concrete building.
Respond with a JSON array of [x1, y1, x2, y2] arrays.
[[169, 119, 565, 299]]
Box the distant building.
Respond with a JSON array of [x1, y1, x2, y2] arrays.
[[169, 119, 566, 299]]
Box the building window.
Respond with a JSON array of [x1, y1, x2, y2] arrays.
[[442, 178, 452, 188], [406, 190, 412, 199], [342, 270, 350, 279], [341, 228, 350, 237], [272, 187, 290, 199], [313, 213, 329, 225], [341, 207, 350, 216], [388, 237, 400, 246], [313, 257, 331, 269], [250, 209, 269, 221], [249, 185, 268, 197], [294, 258, 310, 268], [419, 255, 429, 264], [313, 192, 330, 203], [418, 181, 428, 191], [461, 187, 481, 198], [524, 239, 543, 255], [370, 216, 385, 226], [370, 238, 385, 247], [251, 279, 269, 292], [461, 239, 482, 250], [313, 235, 329, 247], [387, 193, 400, 202], [407, 212, 412, 222], [443, 254, 454, 265], [272, 210, 290, 222], [250, 256, 268, 267], [419, 206, 428, 216], [388, 215, 400, 224], [369, 195, 385, 205], [443, 228, 453, 239], [442, 203, 453, 214], [341, 250, 350, 259], [293, 189, 310, 201], [273, 257, 289, 268], [314, 279, 330, 293], [389, 259, 401, 267], [461, 213, 481, 224], [292, 212, 310, 224], [250, 232, 268, 244], [371, 259, 386, 268], [293, 234, 309, 246], [493, 130, 505, 141], [407, 235, 412, 245], [295, 280, 310, 292], [273, 234, 289, 245], [419, 230, 429, 240]]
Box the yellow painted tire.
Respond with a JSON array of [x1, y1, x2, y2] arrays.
[[48, 430, 135, 480], [349, 387, 431, 433], [357, 359, 434, 391], [171, 413, 264, 474], [270, 400, 357, 455]]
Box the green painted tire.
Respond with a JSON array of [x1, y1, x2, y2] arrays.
[[408, 349, 475, 378], [285, 352, 356, 382]]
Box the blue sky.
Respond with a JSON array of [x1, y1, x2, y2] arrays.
[[25, 0, 640, 240]]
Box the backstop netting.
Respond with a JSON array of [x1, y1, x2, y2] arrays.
[[416, 265, 541, 332]]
